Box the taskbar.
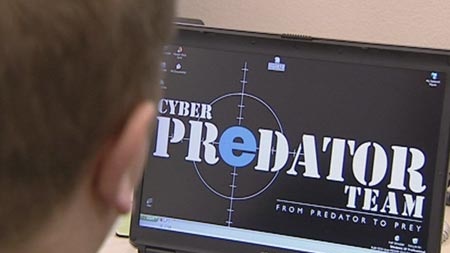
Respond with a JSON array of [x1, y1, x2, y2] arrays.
[[139, 213, 378, 253]]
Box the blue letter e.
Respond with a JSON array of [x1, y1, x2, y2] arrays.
[[219, 126, 257, 168]]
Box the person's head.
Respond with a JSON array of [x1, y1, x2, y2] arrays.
[[0, 0, 174, 251]]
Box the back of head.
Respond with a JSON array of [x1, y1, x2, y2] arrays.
[[0, 0, 174, 248]]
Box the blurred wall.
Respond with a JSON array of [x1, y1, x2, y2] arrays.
[[176, 0, 450, 50]]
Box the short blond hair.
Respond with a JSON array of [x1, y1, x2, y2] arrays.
[[0, 0, 174, 246]]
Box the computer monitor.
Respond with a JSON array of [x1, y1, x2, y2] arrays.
[[131, 25, 450, 253]]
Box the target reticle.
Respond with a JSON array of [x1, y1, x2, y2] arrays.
[[192, 62, 285, 226]]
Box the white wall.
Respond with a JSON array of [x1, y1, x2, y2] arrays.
[[176, 0, 450, 50]]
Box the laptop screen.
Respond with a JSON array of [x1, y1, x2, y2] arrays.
[[133, 26, 450, 253]]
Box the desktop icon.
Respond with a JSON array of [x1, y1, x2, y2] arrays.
[[431, 72, 439, 80], [146, 198, 153, 208], [426, 71, 441, 87], [268, 56, 286, 72]]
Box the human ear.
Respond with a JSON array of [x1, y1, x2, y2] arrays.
[[94, 102, 156, 214]]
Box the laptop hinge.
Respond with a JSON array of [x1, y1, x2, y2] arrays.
[[174, 17, 205, 26]]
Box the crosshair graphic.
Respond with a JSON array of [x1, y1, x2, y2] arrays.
[[192, 62, 287, 227]]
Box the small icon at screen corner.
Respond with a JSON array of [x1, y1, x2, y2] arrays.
[[146, 198, 153, 208], [426, 71, 442, 88]]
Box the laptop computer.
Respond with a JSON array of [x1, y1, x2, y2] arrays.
[[130, 23, 450, 253]]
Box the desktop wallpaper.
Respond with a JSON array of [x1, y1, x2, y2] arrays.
[[140, 40, 446, 252]]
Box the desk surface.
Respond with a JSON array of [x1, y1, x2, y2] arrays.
[[98, 233, 135, 253], [99, 208, 450, 253]]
